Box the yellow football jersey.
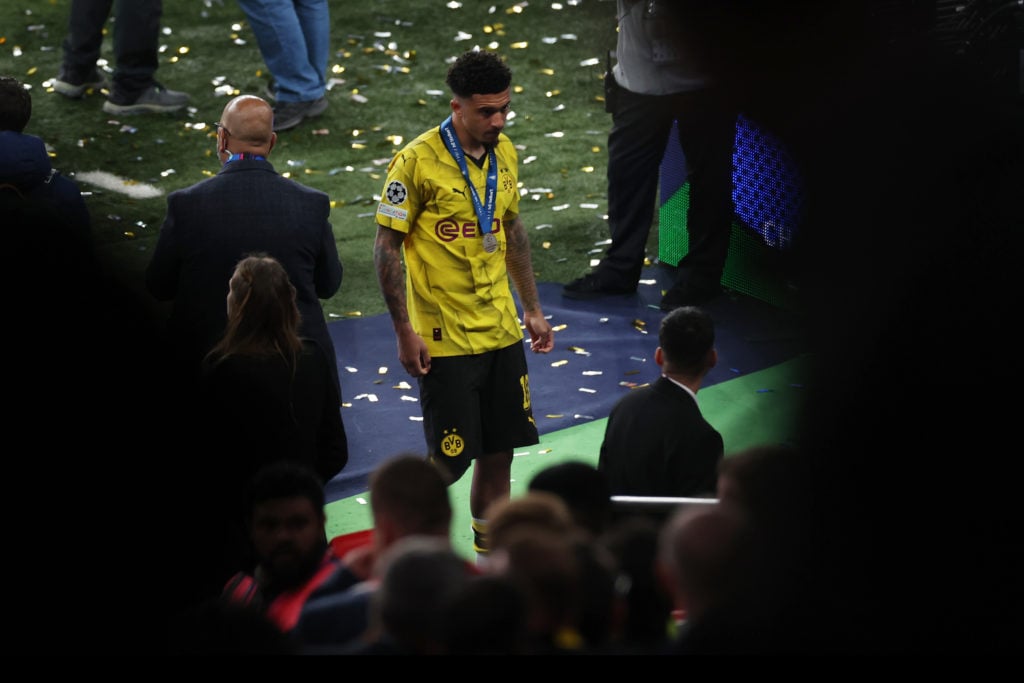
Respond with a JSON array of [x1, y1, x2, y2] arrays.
[[376, 126, 524, 357]]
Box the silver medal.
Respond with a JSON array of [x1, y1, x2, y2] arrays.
[[482, 233, 498, 253]]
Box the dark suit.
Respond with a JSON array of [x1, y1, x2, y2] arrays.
[[598, 376, 723, 497], [145, 156, 343, 393], [198, 339, 349, 586]]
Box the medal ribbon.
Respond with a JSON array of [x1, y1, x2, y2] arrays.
[[439, 115, 498, 239]]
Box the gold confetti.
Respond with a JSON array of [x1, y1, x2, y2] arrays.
[[551, 359, 568, 367], [552, 324, 568, 332], [545, 414, 564, 419], [542, 241, 551, 249]]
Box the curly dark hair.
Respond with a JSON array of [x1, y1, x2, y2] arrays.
[[445, 50, 512, 98]]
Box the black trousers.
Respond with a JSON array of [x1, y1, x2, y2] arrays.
[[61, 0, 162, 98], [603, 84, 737, 290]]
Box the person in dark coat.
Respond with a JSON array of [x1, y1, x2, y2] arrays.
[[198, 253, 349, 589], [598, 306, 722, 497], [145, 93, 344, 397], [0, 75, 91, 251]]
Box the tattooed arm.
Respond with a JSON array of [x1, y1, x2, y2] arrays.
[[374, 224, 431, 376], [503, 214, 554, 353]]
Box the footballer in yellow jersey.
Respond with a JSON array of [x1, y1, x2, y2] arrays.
[[375, 125, 522, 357], [373, 50, 554, 559]]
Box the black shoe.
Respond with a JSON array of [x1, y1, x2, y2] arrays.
[[272, 96, 328, 132], [52, 67, 110, 98], [102, 83, 190, 114], [659, 283, 722, 311], [562, 270, 636, 299]]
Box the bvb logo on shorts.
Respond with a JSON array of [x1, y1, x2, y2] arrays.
[[385, 180, 407, 205], [441, 429, 464, 458]]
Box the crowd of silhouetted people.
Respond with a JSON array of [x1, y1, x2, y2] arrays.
[[166, 447, 816, 655]]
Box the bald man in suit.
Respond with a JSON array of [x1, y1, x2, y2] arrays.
[[146, 94, 343, 396]]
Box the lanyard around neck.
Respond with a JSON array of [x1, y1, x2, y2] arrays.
[[439, 116, 498, 237], [225, 152, 266, 164]]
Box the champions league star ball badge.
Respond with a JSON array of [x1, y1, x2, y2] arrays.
[[385, 180, 407, 205]]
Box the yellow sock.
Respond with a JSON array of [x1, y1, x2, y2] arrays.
[[471, 517, 489, 556]]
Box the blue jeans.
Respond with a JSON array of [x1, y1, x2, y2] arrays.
[[236, 0, 329, 103]]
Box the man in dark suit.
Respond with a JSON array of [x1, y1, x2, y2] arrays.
[[598, 306, 722, 497], [145, 94, 343, 395]]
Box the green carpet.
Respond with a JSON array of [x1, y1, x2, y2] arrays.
[[325, 354, 810, 559]]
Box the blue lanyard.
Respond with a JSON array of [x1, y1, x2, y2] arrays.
[[225, 153, 266, 164], [439, 116, 497, 237]]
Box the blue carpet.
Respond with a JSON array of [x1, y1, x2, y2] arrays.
[[324, 263, 806, 502]]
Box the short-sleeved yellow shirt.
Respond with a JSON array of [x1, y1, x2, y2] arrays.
[[375, 126, 523, 357]]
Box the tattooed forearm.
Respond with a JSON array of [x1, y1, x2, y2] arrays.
[[503, 216, 542, 313], [374, 225, 410, 326]]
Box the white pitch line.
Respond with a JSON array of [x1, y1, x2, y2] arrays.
[[75, 170, 163, 199]]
